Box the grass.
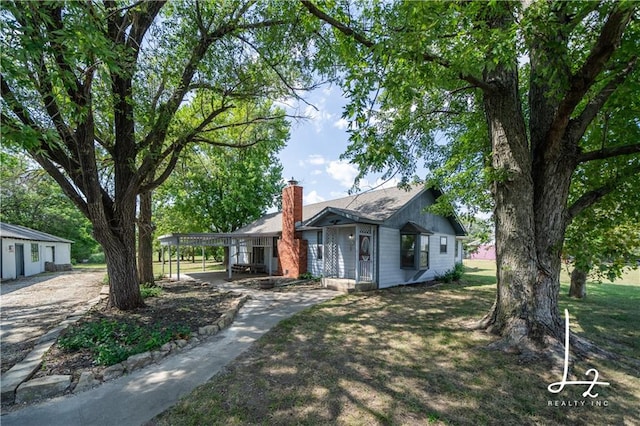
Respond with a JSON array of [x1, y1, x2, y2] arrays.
[[152, 260, 640, 425], [72, 258, 225, 278]]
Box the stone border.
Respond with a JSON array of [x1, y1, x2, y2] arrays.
[[1, 284, 249, 406]]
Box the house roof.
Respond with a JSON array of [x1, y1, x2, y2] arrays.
[[234, 185, 428, 235], [0, 222, 73, 244]]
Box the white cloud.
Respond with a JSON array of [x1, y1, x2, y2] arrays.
[[305, 190, 325, 205], [310, 169, 323, 175], [307, 154, 326, 165], [333, 117, 350, 130], [303, 102, 334, 133], [326, 160, 359, 188]]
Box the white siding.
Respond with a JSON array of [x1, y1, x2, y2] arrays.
[[1, 239, 71, 280], [429, 234, 456, 276], [377, 229, 457, 289], [53, 242, 72, 264], [378, 227, 404, 288], [304, 230, 323, 277], [2, 238, 17, 280]]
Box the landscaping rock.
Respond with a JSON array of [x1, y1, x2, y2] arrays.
[[74, 371, 100, 393], [102, 363, 125, 381], [175, 339, 188, 348], [151, 350, 168, 363], [198, 324, 219, 335], [15, 375, 71, 404], [123, 352, 153, 372]]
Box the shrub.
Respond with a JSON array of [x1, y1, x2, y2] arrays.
[[140, 285, 163, 298], [87, 252, 105, 264], [436, 263, 465, 283], [298, 272, 315, 280]]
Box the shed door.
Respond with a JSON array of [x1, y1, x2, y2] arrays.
[[45, 246, 55, 263], [15, 244, 25, 276]]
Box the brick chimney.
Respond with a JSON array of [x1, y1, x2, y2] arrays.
[[278, 178, 307, 278]]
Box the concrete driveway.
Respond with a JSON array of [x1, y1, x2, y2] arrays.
[[1, 270, 106, 374]]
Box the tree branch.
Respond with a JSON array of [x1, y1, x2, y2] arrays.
[[567, 163, 640, 221], [579, 143, 640, 163], [547, 3, 635, 144], [300, 0, 493, 92], [568, 56, 637, 143]]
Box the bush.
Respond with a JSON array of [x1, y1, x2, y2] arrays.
[[87, 252, 105, 264], [436, 263, 465, 283], [140, 284, 163, 298], [299, 272, 321, 280]]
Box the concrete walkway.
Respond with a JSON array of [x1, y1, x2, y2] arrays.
[[1, 275, 340, 426]]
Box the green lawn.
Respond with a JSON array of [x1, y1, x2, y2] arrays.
[[151, 260, 640, 425]]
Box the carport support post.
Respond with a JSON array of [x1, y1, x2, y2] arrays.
[[176, 236, 181, 280], [227, 239, 233, 280]]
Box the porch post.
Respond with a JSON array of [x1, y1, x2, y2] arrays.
[[355, 225, 360, 284], [176, 236, 181, 280], [227, 238, 233, 280]]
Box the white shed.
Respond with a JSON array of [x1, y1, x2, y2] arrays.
[[0, 222, 73, 280]]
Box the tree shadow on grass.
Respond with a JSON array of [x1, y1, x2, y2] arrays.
[[152, 285, 640, 425]]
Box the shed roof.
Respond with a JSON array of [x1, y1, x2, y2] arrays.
[[0, 222, 73, 244]]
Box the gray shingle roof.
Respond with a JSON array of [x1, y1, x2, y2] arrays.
[[0, 222, 73, 244], [234, 185, 425, 235]]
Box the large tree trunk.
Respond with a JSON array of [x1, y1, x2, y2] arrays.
[[92, 200, 144, 310], [477, 63, 543, 351], [569, 267, 588, 298], [137, 190, 155, 285]]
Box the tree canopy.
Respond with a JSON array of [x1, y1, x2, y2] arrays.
[[0, 150, 100, 261], [1, 0, 313, 309], [302, 0, 640, 353], [154, 101, 287, 236]]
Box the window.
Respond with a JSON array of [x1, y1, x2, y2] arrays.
[[401, 234, 416, 268], [419, 235, 429, 269], [317, 231, 323, 260], [272, 237, 278, 258], [31, 243, 39, 262], [252, 247, 265, 264], [440, 236, 448, 254]]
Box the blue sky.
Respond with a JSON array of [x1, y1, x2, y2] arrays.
[[276, 84, 403, 205]]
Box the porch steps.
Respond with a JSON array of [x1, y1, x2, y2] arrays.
[[323, 278, 376, 293]]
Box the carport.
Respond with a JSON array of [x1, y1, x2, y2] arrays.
[[157, 233, 277, 280]]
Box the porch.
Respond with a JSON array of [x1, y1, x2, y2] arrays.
[[157, 233, 277, 280], [316, 222, 378, 291]]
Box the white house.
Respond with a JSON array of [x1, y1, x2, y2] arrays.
[[0, 222, 73, 280], [235, 180, 466, 290], [160, 181, 466, 291]]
